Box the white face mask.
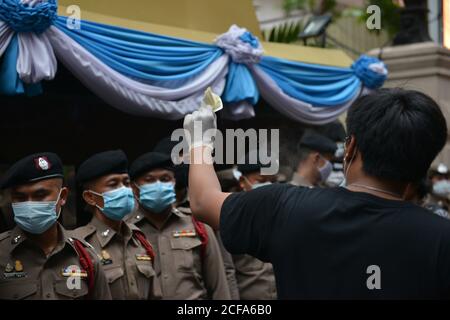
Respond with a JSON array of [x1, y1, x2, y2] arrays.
[[232, 168, 242, 181], [317, 157, 333, 183]]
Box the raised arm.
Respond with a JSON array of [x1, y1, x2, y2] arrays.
[[184, 107, 230, 229]]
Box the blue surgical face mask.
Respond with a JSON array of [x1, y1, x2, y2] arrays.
[[89, 186, 135, 221], [136, 181, 176, 213], [432, 180, 450, 198], [318, 158, 333, 183], [12, 190, 62, 234]]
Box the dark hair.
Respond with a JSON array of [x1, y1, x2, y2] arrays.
[[294, 147, 313, 168], [346, 88, 447, 182]]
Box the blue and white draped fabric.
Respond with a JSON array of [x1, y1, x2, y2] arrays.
[[0, 0, 388, 124]]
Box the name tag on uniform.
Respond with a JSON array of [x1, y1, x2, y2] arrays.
[[135, 254, 152, 261], [61, 266, 88, 278], [3, 272, 27, 279], [172, 230, 196, 238]]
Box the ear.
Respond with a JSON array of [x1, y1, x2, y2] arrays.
[[59, 187, 69, 206], [312, 152, 321, 164], [82, 190, 97, 207], [239, 176, 246, 190], [345, 135, 357, 162]]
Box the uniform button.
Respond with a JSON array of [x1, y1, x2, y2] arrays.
[[131, 281, 135, 286], [46, 293, 51, 299]]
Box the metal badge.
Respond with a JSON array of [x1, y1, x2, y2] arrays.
[[101, 229, 110, 237], [3, 261, 27, 279], [135, 254, 152, 261], [12, 235, 21, 244], [101, 250, 113, 265]]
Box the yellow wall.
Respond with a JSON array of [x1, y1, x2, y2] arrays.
[[58, 0, 261, 36]]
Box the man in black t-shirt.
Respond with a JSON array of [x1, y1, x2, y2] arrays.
[[183, 88, 450, 299]]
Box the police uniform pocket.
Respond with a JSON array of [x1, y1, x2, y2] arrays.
[[0, 280, 38, 300], [104, 265, 124, 284], [54, 279, 88, 299], [136, 261, 155, 278], [233, 255, 266, 273], [170, 237, 202, 272]]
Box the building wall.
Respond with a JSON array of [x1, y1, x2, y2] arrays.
[[253, 0, 388, 58], [369, 42, 450, 167], [254, 0, 305, 31]]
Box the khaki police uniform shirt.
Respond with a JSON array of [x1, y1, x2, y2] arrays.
[[232, 254, 277, 300], [179, 207, 239, 300], [0, 223, 112, 300], [127, 207, 231, 300], [215, 230, 240, 300], [70, 216, 161, 300]]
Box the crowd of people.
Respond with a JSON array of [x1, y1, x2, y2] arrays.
[[2, 87, 450, 299], [0, 140, 281, 300]]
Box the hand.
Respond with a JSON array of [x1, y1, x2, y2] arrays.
[[183, 106, 217, 150]]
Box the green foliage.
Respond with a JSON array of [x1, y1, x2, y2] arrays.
[[283, 0, 307, 13], [321, 0, 336, 11], [264, 21, 303, 43]]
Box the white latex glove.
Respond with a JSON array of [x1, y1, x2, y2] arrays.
[[183, 106, 217, 151]]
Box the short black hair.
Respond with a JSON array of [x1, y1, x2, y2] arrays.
[[294, 147, 313, 168], [346, 88, 447, 182]]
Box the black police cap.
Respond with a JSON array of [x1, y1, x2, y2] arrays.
[[76, 150, 128, 185], [0, 152, 64, 189], [237, 151, 270, 175], [153, 136, 178, 155], [130, 152, 174, 180], [298, 131, 337, 154]]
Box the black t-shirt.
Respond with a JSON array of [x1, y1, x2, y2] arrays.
[[220, 184, 450, 299]]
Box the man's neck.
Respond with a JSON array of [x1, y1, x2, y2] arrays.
[[295, 167, 317, 186], [142, 206, 172, 230], [27, 223, 59, 256], [347, 175, 407, 200], [94, 211, 122, 233]]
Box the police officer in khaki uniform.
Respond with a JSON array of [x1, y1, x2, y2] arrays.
[[71, 150, 161, 300], [215, 230, 240, 299], [0, 153, 111, 300], [231, 160, 278, 300], [127, 151, 230, 300]]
